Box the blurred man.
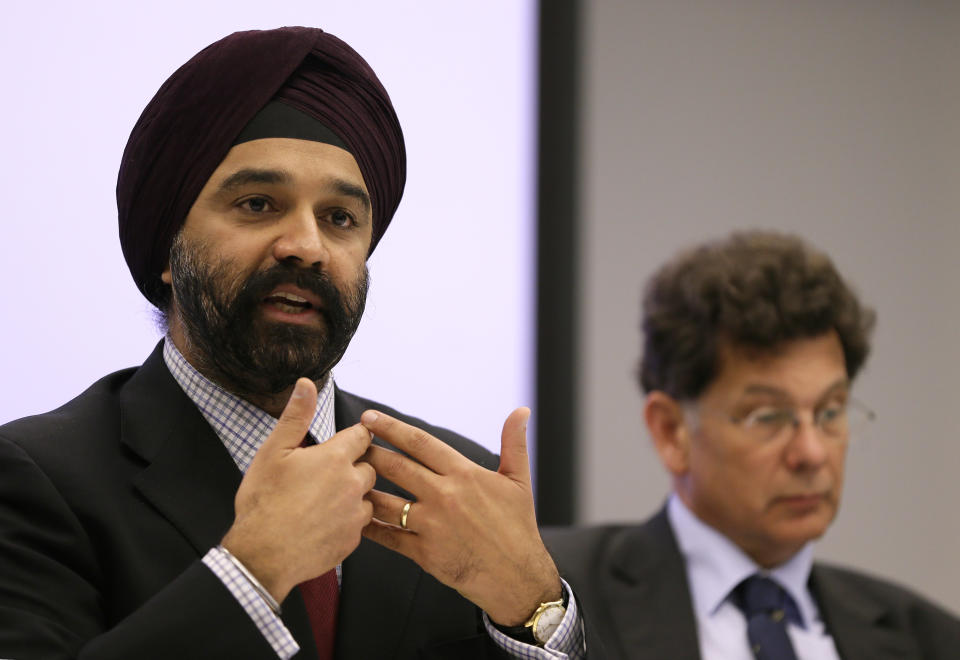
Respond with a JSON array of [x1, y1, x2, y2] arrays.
[[544, 231, 960, 659], [0, 28, 588, 660]]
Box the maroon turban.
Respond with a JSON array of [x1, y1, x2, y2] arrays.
[[117, 27, 406, 307]]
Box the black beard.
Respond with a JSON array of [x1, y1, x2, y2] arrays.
[[168, 233, 368, 398]]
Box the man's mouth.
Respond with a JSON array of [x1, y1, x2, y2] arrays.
[[775, 492, 830, 511], [264, 291, 314, 314]]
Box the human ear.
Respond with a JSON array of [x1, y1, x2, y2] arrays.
[[161, 263, 172, 284], [644, 391, 691, 476]]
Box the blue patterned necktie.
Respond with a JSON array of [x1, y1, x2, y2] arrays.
[[733, 575, 802, 660]]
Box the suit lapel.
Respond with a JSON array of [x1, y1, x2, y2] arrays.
[[120, 344, 319, 653], [120, 344, 240, 554], [811, 566, 920, 660], [604, 510, 701, 660], [332, 387, 424, 659]]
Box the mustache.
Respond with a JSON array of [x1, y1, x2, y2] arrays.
[[241, 262, 344, 311]]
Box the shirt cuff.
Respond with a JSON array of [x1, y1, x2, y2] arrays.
[[482, 579, 586, 659], [202, 547, 300, 659]]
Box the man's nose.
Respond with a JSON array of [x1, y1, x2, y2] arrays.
[[784, 413, 831, 470], [272, 209, 328, 268]]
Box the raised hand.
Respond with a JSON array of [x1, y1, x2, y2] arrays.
[[360, 407, 562, 626], [221, 378, 377, 602]]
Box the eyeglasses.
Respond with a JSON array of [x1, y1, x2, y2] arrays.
[[717, 398, 876, 443]]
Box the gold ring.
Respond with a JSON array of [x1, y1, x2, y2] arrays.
[[400, 501, 412, 530]]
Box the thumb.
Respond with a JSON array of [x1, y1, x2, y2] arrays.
[[259, 378, 318, 456], [497, 407, 532, 484]]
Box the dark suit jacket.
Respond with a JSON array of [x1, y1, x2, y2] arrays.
[[0, 343, 511, 660], [543, 510, 960, 660]]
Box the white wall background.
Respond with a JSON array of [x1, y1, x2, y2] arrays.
[[0, 1, 536, 455], [579, 1, 960, 613]]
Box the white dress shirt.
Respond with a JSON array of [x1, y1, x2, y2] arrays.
[[667, 495, 842, 660]]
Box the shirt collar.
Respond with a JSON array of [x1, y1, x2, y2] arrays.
[[162, 336, 337, 473], [667, 494, 818, 628]]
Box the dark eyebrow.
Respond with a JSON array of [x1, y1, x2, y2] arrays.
[[740, 385, 792, 401], [740, 378, 851, 403], [332, 178, 371, 214], [815, 379, 852, 402], [217, 168, 292, 192]]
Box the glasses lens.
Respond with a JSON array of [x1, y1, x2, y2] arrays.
[[816, 405, 848, 437], [742, 408, 794, 442], [846, 400, 876, 437]]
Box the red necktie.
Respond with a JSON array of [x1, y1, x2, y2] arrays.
[[297, 434, 339, 659], [299, 569, 339, 660]]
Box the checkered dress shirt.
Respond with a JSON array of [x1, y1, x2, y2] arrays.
[[163, 337, 584, 659]]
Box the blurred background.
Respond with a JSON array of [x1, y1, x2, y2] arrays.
[[565, 0, 960, 616], [1, 0, 957, 615]]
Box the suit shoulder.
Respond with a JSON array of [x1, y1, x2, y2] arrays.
[[543, 511, 669, 556], [814, 561, 960, 626], [335, 389, 498, 470], [0, 366, 138, 452], [816, 561, 935, 605], [542, 522, 655, 580], [542, 524, 634, 554]]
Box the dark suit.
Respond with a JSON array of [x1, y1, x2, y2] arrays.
[[0, 344, 511, 660], [543, 510, 960, 660]]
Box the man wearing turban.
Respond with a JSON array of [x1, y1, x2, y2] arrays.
[[0, 28, 591, 659]]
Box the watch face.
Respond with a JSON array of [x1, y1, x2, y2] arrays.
[[533, 604, 566, 644]]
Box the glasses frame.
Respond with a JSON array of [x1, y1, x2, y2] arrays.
[[689, 396, 877, 444]]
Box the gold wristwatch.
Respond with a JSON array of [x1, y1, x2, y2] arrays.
[[493, 588, 569, 646], [525, 597, 567, 645]]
